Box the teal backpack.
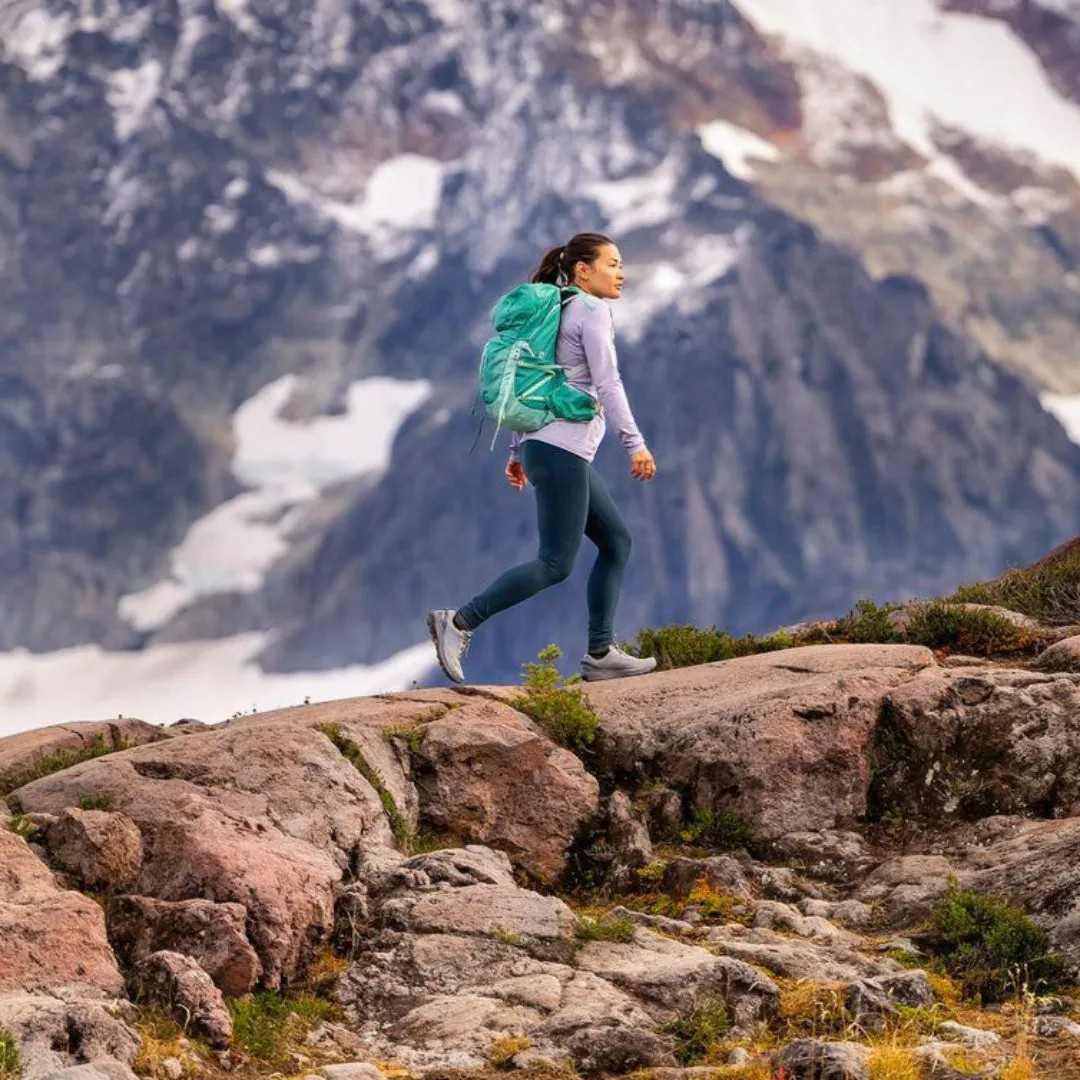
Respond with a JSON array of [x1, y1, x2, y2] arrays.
[[477, 283, 598, 449]]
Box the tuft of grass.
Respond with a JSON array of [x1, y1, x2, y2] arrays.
[[319, 724, 413, 852], [511, 645, 599, 758], [77, 793, 113, 811], [777, 980, 850, 1040], [382, 722, 429, 755], [999, 1057, 1040, 1080], [489, 1035, 532, 1068], [0, 1026, 20, 1080], [576, 914, 636, 943], [229, 990, 339, 1065], [681, 807, 753, 851], [625, 625, 797, 671], [131, 1007, 210, 1077], [866, 1046, 920, 1080], [658, 997, 730, 1064], [929, 887, 1065, 1004], [5, 814, 37, 839], [0, 735, 131, 797], [903, 602, 1027, 655]]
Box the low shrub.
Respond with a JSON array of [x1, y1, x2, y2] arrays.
[[624, 625, 797, 671], [229, 990, 339, 1065], [575, 914, 635, 943], [903, 602, 1027, 655], [828, 599, 903, 644], [681, 807, 753, 851], [658, 996, 730, 1064], [951, 542, 1080, 625], [511, 645, 599, 757], [0, 1027, 20, 1080], [929, 887, 1065, 1004]]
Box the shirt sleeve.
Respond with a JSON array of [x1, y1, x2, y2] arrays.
[[580, 302, 647, 455], [508, 430, 522, 463]]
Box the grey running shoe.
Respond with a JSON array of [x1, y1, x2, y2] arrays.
[[580, 645, 657, 682], [427, 609, 472, 684]]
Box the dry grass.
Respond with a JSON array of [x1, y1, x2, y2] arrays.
[[489, 1036, 532, 1068], [131, 1008, 208, 1077], [866, 1046, 921, 1080]]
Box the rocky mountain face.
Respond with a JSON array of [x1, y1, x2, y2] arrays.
[[4, 0, 1080, 689], [5, 638, 1080, 1078]]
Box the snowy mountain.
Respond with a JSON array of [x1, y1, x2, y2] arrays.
[[4, 0, 1080, 731]]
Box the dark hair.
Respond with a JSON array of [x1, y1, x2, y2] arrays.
[[530, 232, 615, 285]]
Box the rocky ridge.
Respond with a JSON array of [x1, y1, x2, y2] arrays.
[[5, 628, 1080, 1078]]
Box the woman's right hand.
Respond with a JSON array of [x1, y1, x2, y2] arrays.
[[506, 460, 527, 491]]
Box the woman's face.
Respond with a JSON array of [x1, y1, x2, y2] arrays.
[[574, 243, 625, 300]]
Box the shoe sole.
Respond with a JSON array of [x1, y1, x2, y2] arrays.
[[427, 611, 465, 684]]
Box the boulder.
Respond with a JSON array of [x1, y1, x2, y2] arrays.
[[12, 720, 395, 987], [131, 951, 232, 1047], [603, 791, 653, 890], [413, 700, 600, 883], [390, 884, 578, 942], [844, 971, 936, 1032], [0, 720, 169, 796], [35, 1066, 140, 1080], [584, 645, 936, 839], [869, 666, 1080, 820], [45, 809, 143, 891], [774, 1039, 870, 1079], [0, 994, 139, 1080], [1034, 634, 1080, 672], [574, 927, 779, 1030], [107, 895, 261, 996], [0, 830, 123, 995]]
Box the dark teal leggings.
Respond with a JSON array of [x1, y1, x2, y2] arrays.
[[457, 440, 632, 651]]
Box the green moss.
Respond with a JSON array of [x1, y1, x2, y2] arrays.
[[0, 1026, 20, 1080], [318, 724, 412, 851], [229, 991, 339, 1065], [77, 793, 113, 811], [657, 998, 730, 1064], [511, 645, 599, 758], [929, 887, 1065, 1004], [0, 734, 131, 797]]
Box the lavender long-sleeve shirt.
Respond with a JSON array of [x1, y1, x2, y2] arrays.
[[508, 293, 646, 465]]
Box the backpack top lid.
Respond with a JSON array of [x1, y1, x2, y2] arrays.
[[491, 283, 580, 333]]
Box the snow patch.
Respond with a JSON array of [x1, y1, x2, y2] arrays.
[[616, 232, 744, 343], [1, 7, 71, 81], [120, 375, 432, 631], [698, 120, 780, 181], [735, 0, 1080, 181], [107, 60, 162, 141], [585, 159, 681, 233], [1041, 391, 1080, 444], [0, 635, 436, 736]]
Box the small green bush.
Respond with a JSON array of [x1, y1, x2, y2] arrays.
[[229, 991, 338, 1064], [829, 598, 903, 644], [511, 645, 599, 757], [930, 887, 1065, 1004], [5, 814, 37, 839], [657, 997, 730, 1064], [904, 602, 1026, 655], [0, 1026, 20, 1080], [77, 793, 113, 811], [681, 807, 753, 851], [625, 625, 796, 671], [576, 914, 636, 943], [0, 735, 131, 797]]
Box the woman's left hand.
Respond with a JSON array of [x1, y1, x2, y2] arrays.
[[630, 448, 656, 481]]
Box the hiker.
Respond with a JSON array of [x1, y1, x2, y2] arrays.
[[428, 232, 659, 684]]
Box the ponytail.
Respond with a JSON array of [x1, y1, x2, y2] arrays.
[[530, 244, 567, 285], [529, 232, 614, 286]]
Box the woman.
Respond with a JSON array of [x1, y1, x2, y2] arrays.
[[428, 232, 658, 684]]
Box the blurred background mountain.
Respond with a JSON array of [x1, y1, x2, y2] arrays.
[[4, 0, 1080, 730]]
